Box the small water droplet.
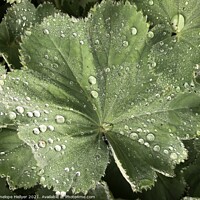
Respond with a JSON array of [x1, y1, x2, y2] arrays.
[[40, 176, 45, 183], [64, 167, 69, 172], [153, 145, 160, 152], [131, 27, 138, 35], [16, 106, 24, 114], [149, 0, 154, 5], [148, 31, 154, 38], [33, 128, 40, 135], [48, 138, 53, 144], [38, 141, 46, 148], [33, 110, 41, 118], [88, 76, 97, 85], [55, 115, 65, 124], [54, 145, 62, 152], [76, 171, 81, 176], [48, 125, 55, 131], [164, 149, 169, 154], [39, 125, 47, 133], [27, 112, 33, 118], [91, 91, 98, 98], [130, 132, 138, 140], [138, 138, 144, 144], [8, 112, 17, 120], [146, 133, 155, 141], [43, 29, 50, 35], [171, 14, 185, 32], [80, 40, 84, 45], [170, 152, 178, 160], [122, 41, 129, 47], [25, 30, 31, 36], [60, 191, 66, 198]]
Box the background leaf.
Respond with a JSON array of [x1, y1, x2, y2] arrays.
[[0, 1, 57, 69]]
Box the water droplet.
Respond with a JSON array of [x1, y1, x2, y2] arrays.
[[48, 138, 53, 144], [91, 91, 98, 98], [80, 40, 84, 45], [163, 149, 169, 154], [61, 144, 66, 150], [131, 27, 138, 35], [88, 76, 97, 85], [38, 141, 46, 148], [122, 41, 129, 47], [40, 176, 45, 183], [171, 14, 185, 32], [148, 31, 154, 38], [64, 167, 69, 172], [39, 125, 47, 133], [27, 112, 33, 118], [8, 112, 17, 120], [138, 138, 144, 144], [48, 125, 55, 131], [149, 0, 154, 5], [95, 39, 100, 45], [54, 145, 62, 152], [146, 133, 155, 141], [33, 110, 41, 118], [55, 115, 65, 124], [72, 32, 77, 37], [16, 106, 24, 114], [130, 132, 138, 140], [153, 145, 160, 152], [33, 128, 40, 135], [60, 191, 66, 198], [170, 152, 178, 160], [25, 30, 31, 36], [76, 171, 81, 176], [43, 29, 50, 35]]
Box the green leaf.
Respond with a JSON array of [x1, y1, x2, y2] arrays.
[[133, 0, 200, 89], [0, 1, 57, 69], [1, 0, 200, 193], [0, 178, 15, 195], [0, 126, 39, 189]]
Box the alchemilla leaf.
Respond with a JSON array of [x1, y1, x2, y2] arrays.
[[0, 1, 58, 69], [1, 0, 200, 193]]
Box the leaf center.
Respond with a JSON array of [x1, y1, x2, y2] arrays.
[[100, 122, 113, 134]]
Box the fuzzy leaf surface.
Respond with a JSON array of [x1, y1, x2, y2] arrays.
[[1, 0, 200, 193], [0, 1, 57, 69]]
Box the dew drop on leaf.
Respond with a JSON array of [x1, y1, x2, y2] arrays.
[[33, 110, 41, 118], [148, 0, 154, 5], [163, 149, 169, 154], [170, 152, 178, 160], [43, 29, 50, 35], [146, 133, 155, 141], [39, 125, 47, 133], [33, 128, 40, 135], [48, 138, 53, 144], [48, 125, 55, 131], [122, 41, 129, 47], [54, 145, 62, 152], [88, 76, 97, 85], [38, 141, 46, 148], [138, 138, 144, 144], [64, 167, 69, 172], [16, 106, 24, 114], [76, 171, 81, 176], [8, 111, 17, 120], [171, 14, 185, 32], [27, 111, 33, 118], [55, 115, 65, 124], [91, 90, 99, 98], [148, 31, 154, 38], [131, 27, 138, 35], [130, 132, 138, 140], [153, 145, 160, 152]]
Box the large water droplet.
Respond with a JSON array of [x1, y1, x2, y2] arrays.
[[146, 133, 155, 141], [171, 14, 185, 32], [43, 29, 50, 35], [16, 106, 24, 114], [88, 76, 97, 85], [153, 145, 160, 152], [131, 27, 138, 35], [130, 133, 138, 140], [39, 125, 47, 133], [148, 0, 154, 5], [8, 112, 17, 120], [38, 141, 46, 148], [27, 112, 33, 118], [122, 41, 129, 47], [148, 31, 154, 38], [33, 110, 41, 118], [170, 152, 178, 160], [33, 128, 40, 135], [54, 145, 62, 152], [55, 115, 65, 124], [91, 91, 98, 98]]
